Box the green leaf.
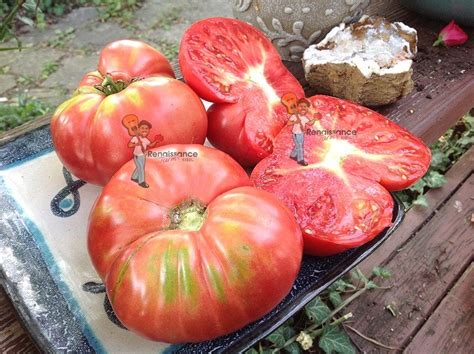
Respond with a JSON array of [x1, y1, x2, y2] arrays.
[[265, 326, 286, 347], [464, 114, 474, 127], [53, 4, 65, 16], [430, 150, 450, 170], [329, 291, 343, 307], [456, 135, 474, 147], [351, 268, 368, 284], [257, 344, 273, 354], [65, 27, 75, 35], [372, 266, 391, 279], [16, 15, 35, 27], [285, 342, 302, 354], [259, 348, 273, 354], [282, 324, 296, 340], [22, 0, 37, 12], [366, 280, 378, 289], [328, 279, 356, 292], [408, 179, 426, 194], [319, 325, 356, 354], [423, 171, 447, 188], [412, 195, 429, 208], [245, 349, 258, 354], [305, 297, 331, 325]]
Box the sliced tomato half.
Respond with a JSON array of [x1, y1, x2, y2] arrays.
[[251, 95, 431, 256], [179, 17, 304, 166]]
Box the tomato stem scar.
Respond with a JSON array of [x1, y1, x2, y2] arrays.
[[169, 199, 207, 232]]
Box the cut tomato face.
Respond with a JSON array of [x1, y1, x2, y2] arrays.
[[88, 145, 303, 342], [179, 17, 304, 166], [251, 95, 431, 256]]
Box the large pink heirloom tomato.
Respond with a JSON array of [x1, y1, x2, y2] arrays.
[[51, 40, 207, 186], [87, 145, 303, 342]]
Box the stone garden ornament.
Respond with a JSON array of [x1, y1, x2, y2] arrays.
[[233, 0, 371, 61]]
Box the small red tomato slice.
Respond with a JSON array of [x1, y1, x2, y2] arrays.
[[179, 17, 304, 166], [251, 95, 431, 256]]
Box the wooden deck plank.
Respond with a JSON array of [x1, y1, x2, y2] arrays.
[[357, 146, 474, 276], [346, 175, 474, 351], [0, 287, 39, 354], [405, 263, 474, 354]]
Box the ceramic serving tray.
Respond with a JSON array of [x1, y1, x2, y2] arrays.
[[0, 124, 404, 353]]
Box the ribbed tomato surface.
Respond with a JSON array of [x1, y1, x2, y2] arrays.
[[88, 145, 303, 342], [51, 40, 207, 185]]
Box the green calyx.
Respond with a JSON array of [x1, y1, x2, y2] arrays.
[[94, 74, 128, 96], [432, 36, 444, 47], [169, 199, 207, 232]]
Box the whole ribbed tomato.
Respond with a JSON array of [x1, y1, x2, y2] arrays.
[[88, 145, 303, 342], [51, 40, 207, 185]]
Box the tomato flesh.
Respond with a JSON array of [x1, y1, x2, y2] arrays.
[[179, 17, 304, 166], [251, 95, 431, 256]]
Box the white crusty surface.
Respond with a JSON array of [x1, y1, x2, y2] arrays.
[[303, 17, 417, 78]]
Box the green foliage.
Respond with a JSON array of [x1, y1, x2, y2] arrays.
[[40, 0, 67, 16], [47, 26, 75, 48], [154, 39, 179, 60], [396, 113, 474, 209], [0, 65, 11, 74], [265, 326, 287, 347], [0, 0, 31, 50], [328, 291, 343, 307], [372, 266, 391, 279], [0, 93, 50, 132], [305, 296, 331, 325], [1, 0, 75, 51], [87, 0, 143, 25], [41, 61, 59, 79], [319, 325, 355, 354], [1, 0, 80, 20], [249, 266, 393, 353], [17, 74, 36, 86], [153, 6, 183, 30], [285, 342, 302, 353], [327, 279, 356, 293], [1, 0, 144, 51]]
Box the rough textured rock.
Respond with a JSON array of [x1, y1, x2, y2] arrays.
[[303, 16, 417, 106], [304, 63, 414, 106]]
